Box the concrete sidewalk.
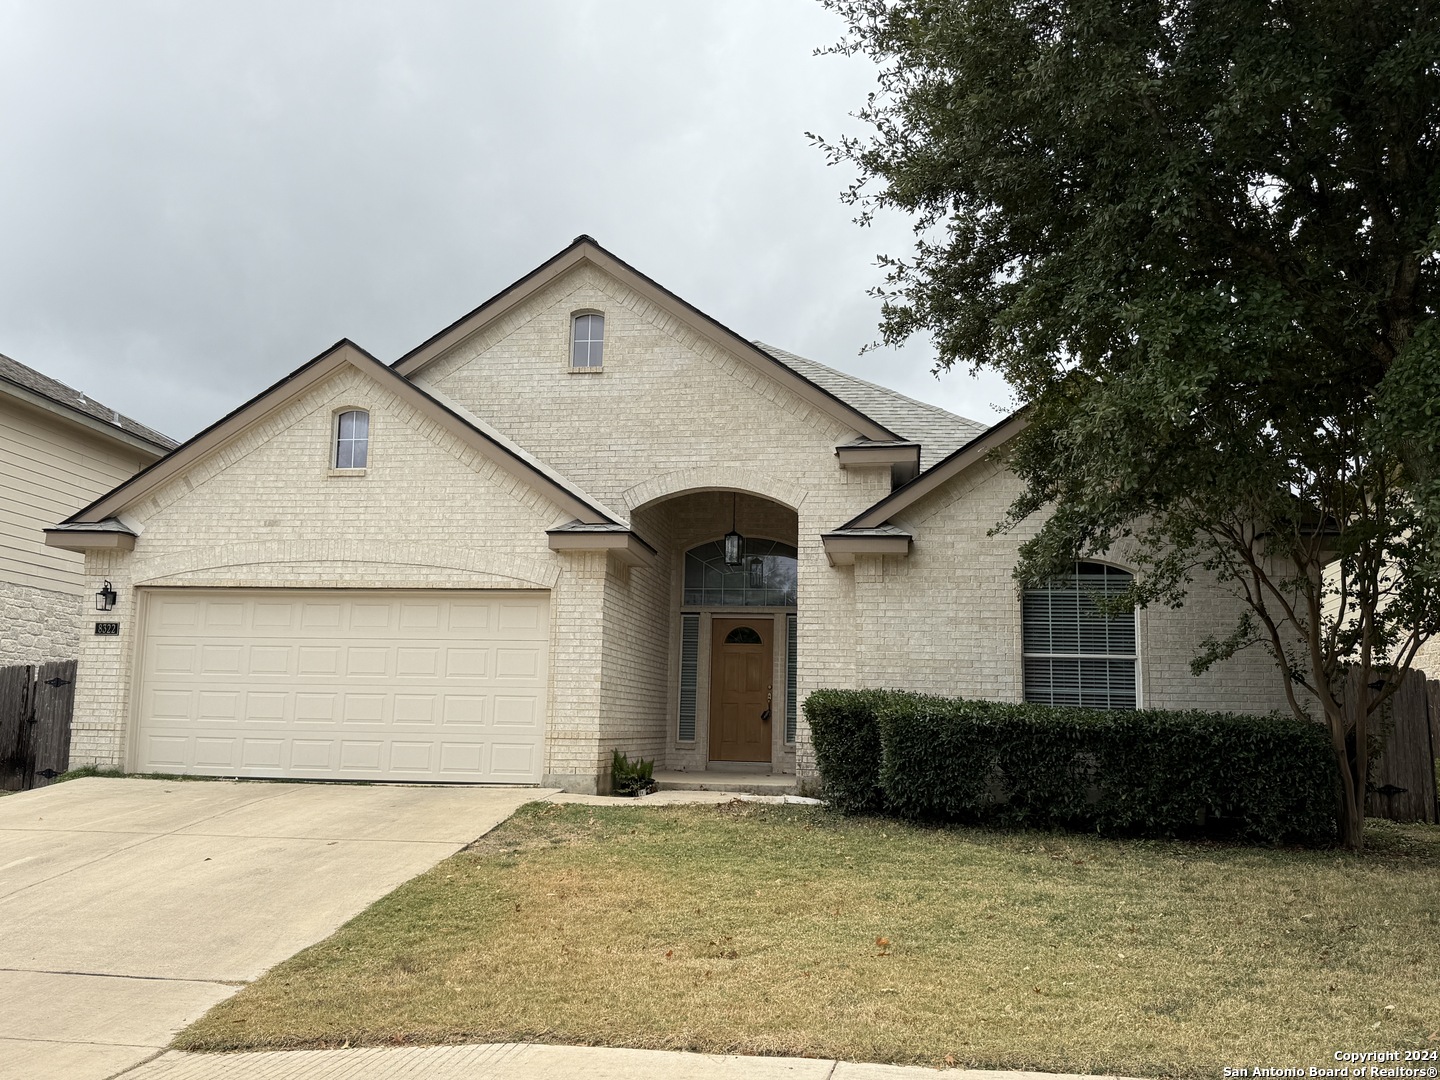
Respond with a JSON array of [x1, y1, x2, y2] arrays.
[[127, 1043, 1139, 1079]]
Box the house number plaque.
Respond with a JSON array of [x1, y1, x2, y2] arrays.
[[94, 622, 120, 636]]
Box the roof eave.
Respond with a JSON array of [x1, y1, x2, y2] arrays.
[[44, 521, 137, 552], [0, 379, 174, 458], [546, 526, 657, 567], [820, 530, 913, 567]]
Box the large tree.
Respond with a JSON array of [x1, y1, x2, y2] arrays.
[[815, 0, 1440, 848]]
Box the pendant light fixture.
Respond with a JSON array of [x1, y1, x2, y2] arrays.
[[723, 492, 744, 566]]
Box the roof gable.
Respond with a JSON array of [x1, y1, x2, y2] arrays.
[[392, 236, 901, 443], [64, 340, 620, 527], [840, 408, 1031, 531]]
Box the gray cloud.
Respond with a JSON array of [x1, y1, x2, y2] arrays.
[[0, 0, 1014, 441]]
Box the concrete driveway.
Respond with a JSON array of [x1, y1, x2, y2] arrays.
[[0, 777, 548, 1080]]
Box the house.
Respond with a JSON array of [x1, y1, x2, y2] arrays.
[[45, 237, 1291, 792], [1, 352, 176, 666]]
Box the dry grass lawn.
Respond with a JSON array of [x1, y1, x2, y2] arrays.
[[176, 802, 1440, 1077]]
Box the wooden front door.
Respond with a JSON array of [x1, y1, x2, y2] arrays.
[[709, 618, 773, 763]]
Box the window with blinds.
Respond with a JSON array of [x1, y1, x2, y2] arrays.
[[1022, 562, 1137, 709], [785, 613, 797, 744], [678, 613, 699, 741]]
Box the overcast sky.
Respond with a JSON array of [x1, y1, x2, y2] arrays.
[[0, 1, 1014, 442]]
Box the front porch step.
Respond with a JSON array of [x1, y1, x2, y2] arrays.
[[652, 769, 799, 796]]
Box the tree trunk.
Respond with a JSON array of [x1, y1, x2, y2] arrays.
[[1338, 779, 1366, 851], [1325, 692, 1366, 852]]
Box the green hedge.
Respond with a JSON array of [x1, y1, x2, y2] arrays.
[[806, 690, 1338, 845], [803, 689, 901, 813]]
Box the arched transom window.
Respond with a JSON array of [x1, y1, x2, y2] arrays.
[[1022, 561, 1137, 709], [683, 539, 797, 607], [334, 409, 369, 469]]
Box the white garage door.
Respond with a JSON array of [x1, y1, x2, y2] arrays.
[[134, 589, 548, 783]]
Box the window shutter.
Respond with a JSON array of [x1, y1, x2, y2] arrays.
[[678, 614, 699, 741], [785, 613, 797, 744]]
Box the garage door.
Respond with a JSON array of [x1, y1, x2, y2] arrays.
[[134, 589, 548, 783]]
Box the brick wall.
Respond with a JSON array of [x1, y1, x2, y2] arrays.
[[850, 460, 1296, 717]]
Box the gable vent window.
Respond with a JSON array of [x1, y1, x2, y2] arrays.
[[334, 409, 369, 469], [1022, 561, 1137, 709], [571, 313, 604, 369]]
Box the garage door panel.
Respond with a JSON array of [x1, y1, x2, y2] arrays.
[[491, 742, 539, 780], [243, 692, 287, 723], [144, 734, 189, 768], [346, 647, 390, 676], [396, 648, 439, 677], [290, 740, 333, 770], [497, 602, 542, 632], [194, 737, 236, 768], [241, 739, 285, 768], [135, 590, 548, 783], [493, 695, 540, 729], [199, 692, 241, 721], [152, 645, 197, 674]]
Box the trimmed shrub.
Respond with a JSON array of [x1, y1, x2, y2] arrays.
[[803, 689, 906, 813], [810, 689, 1339, 845]]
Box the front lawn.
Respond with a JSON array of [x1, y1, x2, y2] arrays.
[[176, 802, 1440, 1077]]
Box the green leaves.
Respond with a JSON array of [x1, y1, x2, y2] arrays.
[[820, 1, 1440, 848], [807, 689, 1339, 846], [610, 750, 655, 798]]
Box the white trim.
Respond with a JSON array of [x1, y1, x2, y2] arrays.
[[569, 310, 605, 371], [331, 406, 370, 471]]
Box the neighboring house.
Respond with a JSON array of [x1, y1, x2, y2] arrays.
[[47, 237, 1291, 793], [1, 352, 176, 665]]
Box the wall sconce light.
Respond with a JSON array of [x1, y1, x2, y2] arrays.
[[96, 581, 117, 611]]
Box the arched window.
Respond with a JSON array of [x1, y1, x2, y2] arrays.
[[571, 312, 604, 369], [683, 539, 797, 607], [334, 409, 369, 469], [1022, 561, 1137, 709]]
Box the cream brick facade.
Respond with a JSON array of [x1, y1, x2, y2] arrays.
[[62, 240, 1303, 792]]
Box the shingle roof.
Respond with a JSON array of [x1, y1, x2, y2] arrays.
[[0, 351, 178, 451], [754, 342, 986, 470]]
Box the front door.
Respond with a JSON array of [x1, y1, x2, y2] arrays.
[[709, 618, 773, 763]]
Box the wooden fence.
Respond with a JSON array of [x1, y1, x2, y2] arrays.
[[0, 660, 77, 791], [1357, 665, 1440, 825]]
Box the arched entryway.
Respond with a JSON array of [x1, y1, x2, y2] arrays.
[[628, 489, 799, 774]]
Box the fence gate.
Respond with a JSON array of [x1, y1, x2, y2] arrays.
[[0, 660, 76, 791], [1362, 666, 1439, 825]]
